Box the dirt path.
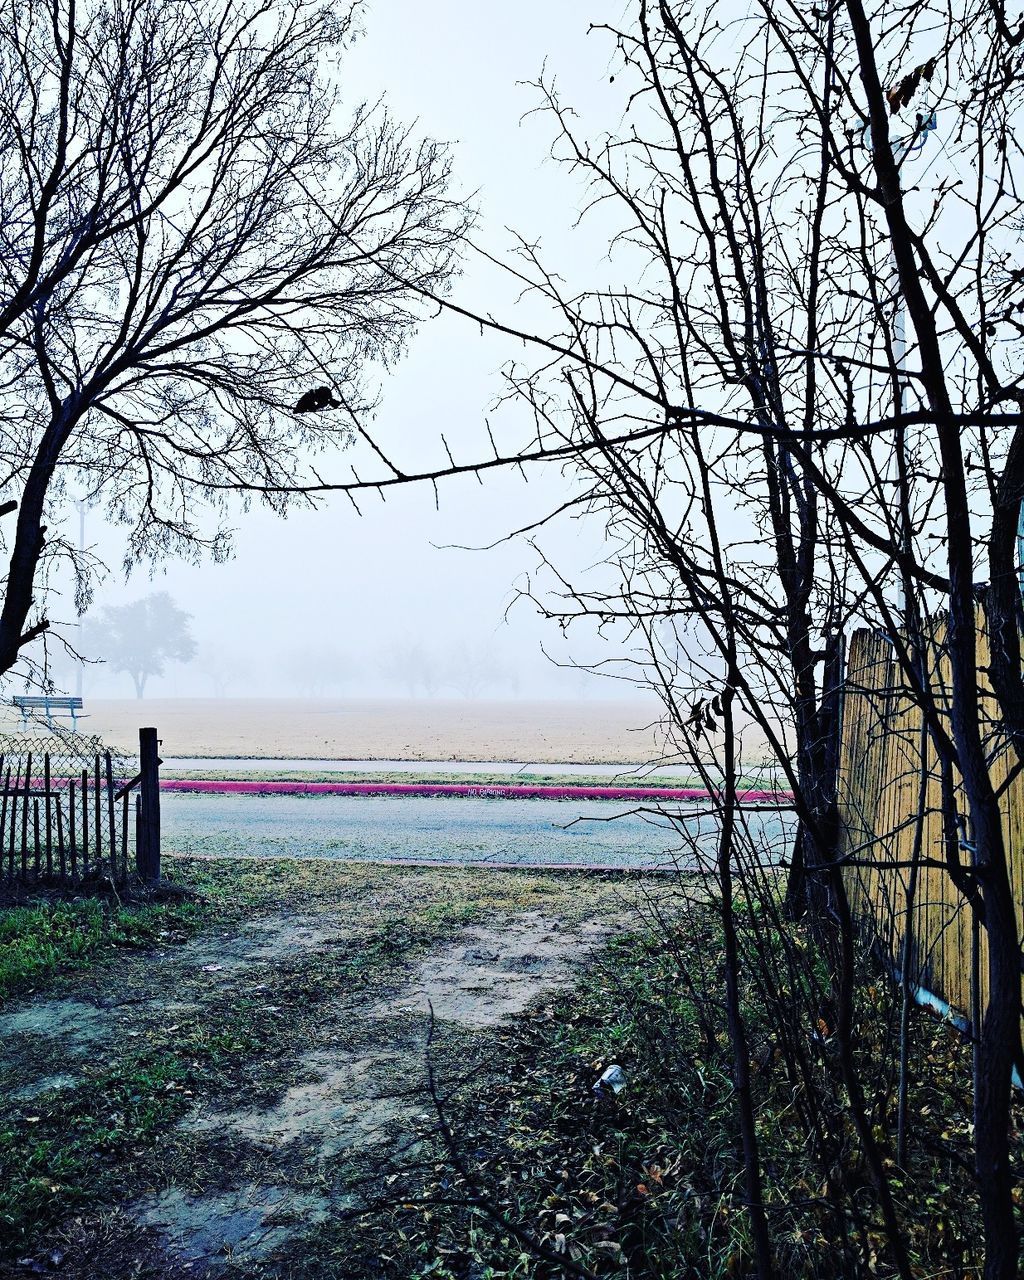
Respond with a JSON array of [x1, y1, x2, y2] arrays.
[[0, 871, 657, 1276]]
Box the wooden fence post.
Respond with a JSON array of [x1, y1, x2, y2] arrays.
[[136, 727, 161, 882]]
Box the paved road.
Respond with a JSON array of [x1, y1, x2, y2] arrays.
[[162, 791, 795, 872]]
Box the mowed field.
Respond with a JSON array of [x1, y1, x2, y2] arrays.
[[76, 697, 675, 763]]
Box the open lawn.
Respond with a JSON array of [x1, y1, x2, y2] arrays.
[[53, 698, 775, 767], [78, 697, 668, 763]]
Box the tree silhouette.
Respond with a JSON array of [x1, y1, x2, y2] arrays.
[[90, 593, 196, 698], [0, 0, 467, 681], [211, 1, 1024, 1271]]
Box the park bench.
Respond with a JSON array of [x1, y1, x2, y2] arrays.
[[11, 695, 84, 731]]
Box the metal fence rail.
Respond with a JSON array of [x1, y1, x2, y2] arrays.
[[0, 727, 160, 888]]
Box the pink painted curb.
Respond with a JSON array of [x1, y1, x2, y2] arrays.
[[160, 779, 792, 803]]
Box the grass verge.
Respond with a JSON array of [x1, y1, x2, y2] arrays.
[[165, 769, 787, 792]]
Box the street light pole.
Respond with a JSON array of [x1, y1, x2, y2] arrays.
[[76, 500, 85, 700]]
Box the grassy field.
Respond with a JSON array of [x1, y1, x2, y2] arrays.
[[53, 697, 776, 768]]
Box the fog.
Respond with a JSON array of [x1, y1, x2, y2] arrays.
[[47, 1, 664, 702]]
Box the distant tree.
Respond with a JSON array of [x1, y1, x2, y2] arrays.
[[280, 644, 348, 698], [443, 642, 511, 700], [0, 0, 466, 682], [199, 644, 251, 699], [377, 640, 441, 698], [90, 593, 196, 698]]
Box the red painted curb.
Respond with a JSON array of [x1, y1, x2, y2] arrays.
[[160, 779, 792, 803]]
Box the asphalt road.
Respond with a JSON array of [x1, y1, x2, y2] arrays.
[[161, 791, 795, 872]]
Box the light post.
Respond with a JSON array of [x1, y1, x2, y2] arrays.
[[76, 500, 85, 699]]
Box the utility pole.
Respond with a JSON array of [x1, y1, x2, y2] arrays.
[[76, 500, 85, 699]]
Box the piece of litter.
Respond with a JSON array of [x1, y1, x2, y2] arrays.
[[201, 964, 224, 973], [593, 1064, 627, 1095]]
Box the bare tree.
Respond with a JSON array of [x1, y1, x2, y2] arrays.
[[0, 0, 467, 679], [279, 642, 349, 697], [443, 641, 514, 699], [377, 638, 442, 698], [198, 642, 251, 698], [495, 4, 1023, 1272]]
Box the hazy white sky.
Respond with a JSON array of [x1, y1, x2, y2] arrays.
[[71, 1, 645, 700]]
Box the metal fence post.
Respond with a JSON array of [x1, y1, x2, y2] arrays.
[[136, 727, 161, 882]]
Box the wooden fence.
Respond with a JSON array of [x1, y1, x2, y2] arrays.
[[0, 726, 161, 889], [837, 616, 1024, 1021]]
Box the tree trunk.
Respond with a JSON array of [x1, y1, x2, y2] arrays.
[[0, 430, 62, 674]]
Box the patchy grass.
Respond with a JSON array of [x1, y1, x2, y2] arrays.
[[0, 1048, 198, 1243], [160, 854, 629, 922], [0, 896, 207, 1004], [1, 854, 997, 1279], [165, 768, 787, 792], [167, 769, 698, 787], [0, 915, 440, 1256], [0, 854, 644, 1273], [0, 854, 622, 1009], [293, 903, 1012, 1280]]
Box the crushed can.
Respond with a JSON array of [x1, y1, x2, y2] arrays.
[[593, 1063, 628, 1095]]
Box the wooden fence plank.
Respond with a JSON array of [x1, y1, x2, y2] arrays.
[[56, 793, 66, 879], [0, 767, 10, 882], [121, 790, 129, 881], [20, 753, 30, 879], [8, 766, 18, 882], [105, 752, 115, 878], [838, 607, 1023, 1031], [69, 778, 77, 880], [93, 755, 101, 867]]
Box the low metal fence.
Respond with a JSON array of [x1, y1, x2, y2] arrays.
[[0, 726, 161, 888]]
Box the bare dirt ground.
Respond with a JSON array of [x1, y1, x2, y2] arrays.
[[0, 862, 670, 1277], [71, 697, 671, 764]]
